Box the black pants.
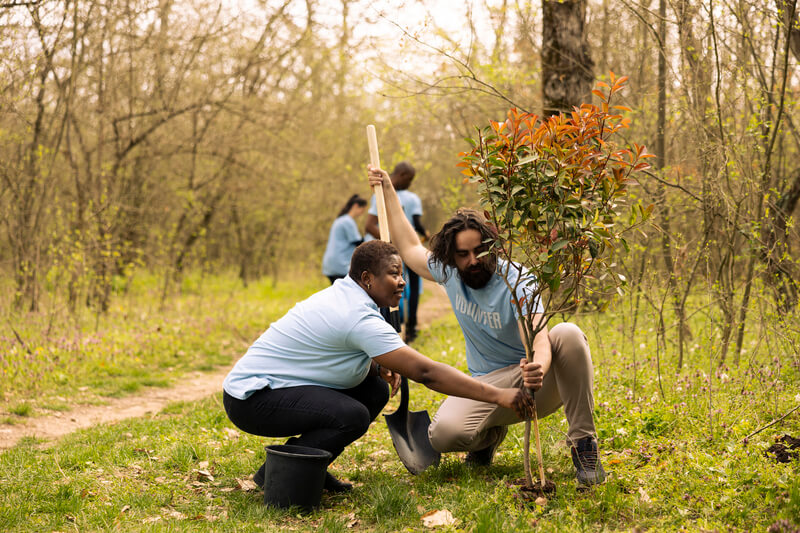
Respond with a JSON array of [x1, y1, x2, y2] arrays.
[[223, 375, 389, 475], [406, 268, 420, 334]]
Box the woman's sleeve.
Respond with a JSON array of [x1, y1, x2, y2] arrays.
[[347, 314, 406, 356]]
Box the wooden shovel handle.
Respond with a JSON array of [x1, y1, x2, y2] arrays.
[[366, 125, 391, 242]]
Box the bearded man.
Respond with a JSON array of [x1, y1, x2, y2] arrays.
[[367, 165, 606, 487]]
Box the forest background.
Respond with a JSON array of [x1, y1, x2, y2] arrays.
[[2, 0, 800, 531], [5, 0, 800, 361]]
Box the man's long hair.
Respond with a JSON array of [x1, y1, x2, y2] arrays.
[[428, 208, 497, 281]]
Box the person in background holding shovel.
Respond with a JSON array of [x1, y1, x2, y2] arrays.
[[223, 240, 535, 493], [322, 194, 368, 284], [366, 162, 429, 343], [367, 165, 606, 486]]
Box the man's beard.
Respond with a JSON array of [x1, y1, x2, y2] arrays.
[[458, 258, 496, 289]]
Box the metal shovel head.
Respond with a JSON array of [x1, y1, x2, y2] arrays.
[[384, 376, 441, 475]]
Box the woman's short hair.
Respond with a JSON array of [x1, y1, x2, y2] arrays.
[[349, 240, 400, 279], [428, 208, 497, 279]]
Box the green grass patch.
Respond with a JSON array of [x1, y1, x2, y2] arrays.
[[8, 404, 31, 417], [0, 271, 326, 415], [1, 278, 800, 531]]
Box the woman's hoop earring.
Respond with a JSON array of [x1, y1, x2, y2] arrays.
[[367, 283, 371, 290]]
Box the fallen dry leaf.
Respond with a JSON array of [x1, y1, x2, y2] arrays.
[[165, 509, 187, 520], [421, 509, 457, 528], [194, 469, 214, 482], [344, 511, 358, 528], [120, 505, 131, 514], [223, 428, 240, 439], [236, 478, 258, 492], [534, 497, 548, 506], [638, 487, 651, 503], [143, 516, 161, 524], [197, 460, 210, 469]]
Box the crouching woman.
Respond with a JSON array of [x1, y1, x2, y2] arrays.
[[222, 240, 533, 492]]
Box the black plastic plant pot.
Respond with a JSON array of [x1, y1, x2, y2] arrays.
[[263, 444, 332, 512]]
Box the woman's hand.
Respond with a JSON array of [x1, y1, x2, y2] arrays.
[[520, 358, 543, 392], [496, 387, 534, 420], [367, 164, 391, 190], [380, 366, 401, 397]]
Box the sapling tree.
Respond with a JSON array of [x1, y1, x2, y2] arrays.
[[458, 73, 653, 488]]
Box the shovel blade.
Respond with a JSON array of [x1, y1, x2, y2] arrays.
[[384, 409, 441, 475]]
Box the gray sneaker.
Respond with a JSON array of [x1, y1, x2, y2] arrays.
[[465, 426, 508, 466], [571, 437, 606, 486]]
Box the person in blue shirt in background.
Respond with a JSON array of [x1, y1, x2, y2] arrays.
[[366, 162, 429, 343], [223, 240, 535, 493], [322, 194, 367, 284]]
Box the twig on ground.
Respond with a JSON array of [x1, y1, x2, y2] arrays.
[[743, 404, 800, 443]]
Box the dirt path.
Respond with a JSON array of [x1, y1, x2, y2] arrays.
[[0, 280, 452, 451]]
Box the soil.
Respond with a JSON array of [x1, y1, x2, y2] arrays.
[[0, 280, 452, 451], [507, 477, 557, 505], [764, 434, 800, 463]]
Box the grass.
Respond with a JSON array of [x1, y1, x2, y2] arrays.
[[8, 403, 32, 417], [0, 271, 327, 417], [1, 273, 800, 531]]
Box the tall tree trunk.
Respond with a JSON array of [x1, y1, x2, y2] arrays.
[[541, 0, 594, 116]]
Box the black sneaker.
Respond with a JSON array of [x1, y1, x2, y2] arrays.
[[324, 471, 353, 493], [571, 437, 606, 486], [465, 427, 508, 466]]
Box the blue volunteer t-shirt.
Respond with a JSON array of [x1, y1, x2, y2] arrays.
[[365, 190, 422, 241], [322, 214, 362, 277], [223, 276, 406, 399], [427, 257, 544, 376]]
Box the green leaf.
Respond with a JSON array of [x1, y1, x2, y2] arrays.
[[517, 154, 540, 166]]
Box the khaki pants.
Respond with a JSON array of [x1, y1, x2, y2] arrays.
[[428, 322, 596, 453]]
